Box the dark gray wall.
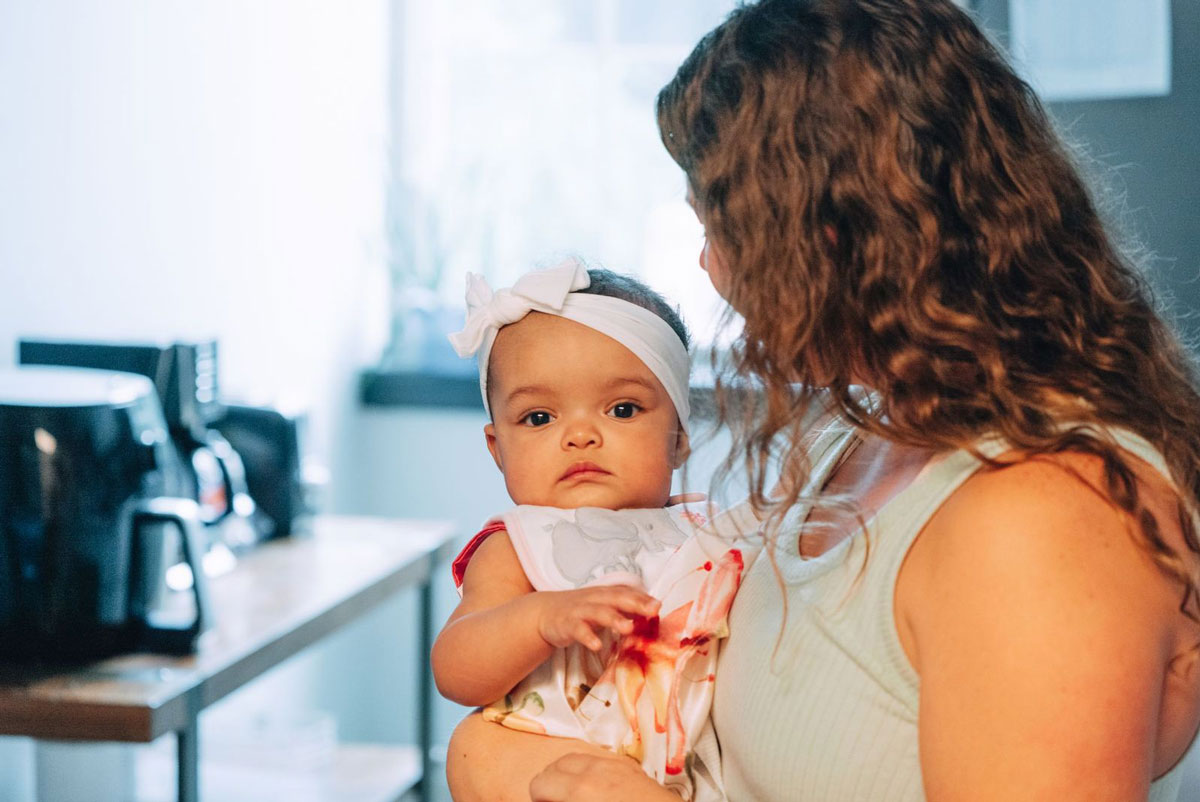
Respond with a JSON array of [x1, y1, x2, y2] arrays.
[[972, 0, 1200, 341]]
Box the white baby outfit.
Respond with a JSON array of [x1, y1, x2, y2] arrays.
[[452, 503, 760, 799]]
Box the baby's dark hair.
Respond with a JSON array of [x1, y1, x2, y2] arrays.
[[577, 268, 690, 350]]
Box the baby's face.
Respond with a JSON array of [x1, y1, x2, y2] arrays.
[[484, 313, 687, 510]]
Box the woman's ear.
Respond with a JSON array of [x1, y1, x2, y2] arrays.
[[672, 429, 691, 469], [484, 423, 504, 472]]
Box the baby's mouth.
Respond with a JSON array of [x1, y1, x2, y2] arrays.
[[559, 461, 611, 481]]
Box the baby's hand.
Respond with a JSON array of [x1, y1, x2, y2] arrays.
[[535, 586, 660, 651]]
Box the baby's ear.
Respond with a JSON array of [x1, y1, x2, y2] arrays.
[[672, 428, 691, 469], [484, 423, 504, 472]]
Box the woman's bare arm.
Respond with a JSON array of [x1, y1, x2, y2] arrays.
[[904, 454, 1190, 800]]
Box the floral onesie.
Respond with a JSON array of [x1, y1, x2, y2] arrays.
[[451, 503, 760, 800]]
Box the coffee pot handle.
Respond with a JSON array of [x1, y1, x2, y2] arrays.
[[132, 497, 214, 654]]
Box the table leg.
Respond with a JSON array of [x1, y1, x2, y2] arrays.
[[177, 718, 199, 802], [418, 578, 434, 800]]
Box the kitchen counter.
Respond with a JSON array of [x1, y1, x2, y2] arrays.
[[0, 515, 458, 802]]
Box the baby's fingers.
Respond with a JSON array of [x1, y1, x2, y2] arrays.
[[580, 603, 638, 635], [572, 621, 604, 652], [590, 585, 660, 617]]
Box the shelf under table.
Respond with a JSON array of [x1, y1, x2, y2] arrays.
[[135, 741, 422, 802]]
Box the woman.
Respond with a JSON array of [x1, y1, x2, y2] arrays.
[[448, 1, 1200, 799]]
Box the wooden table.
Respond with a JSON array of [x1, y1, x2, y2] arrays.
[[0, 516, 458, 802]]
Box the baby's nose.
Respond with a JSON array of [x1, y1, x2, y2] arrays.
[[563, 421, 601, 449]]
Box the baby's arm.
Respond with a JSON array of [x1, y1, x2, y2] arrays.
[[431, 530, 660, 707]]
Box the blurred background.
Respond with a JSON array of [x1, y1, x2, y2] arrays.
[[0, 1, 1195, 800]]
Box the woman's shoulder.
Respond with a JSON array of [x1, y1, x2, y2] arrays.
[[912, 448, 1189, 618], [897, 446, 1197, 688]]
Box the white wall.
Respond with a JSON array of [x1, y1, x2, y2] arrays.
[[0, 0, 391, 503], [0, 2, 390, 798]]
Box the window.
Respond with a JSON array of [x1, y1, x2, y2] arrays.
[[1009, 0, 1171, 101], [386, 0, 739, 367]]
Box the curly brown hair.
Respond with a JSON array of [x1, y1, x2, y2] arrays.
[[657, 0, 1200, 610]]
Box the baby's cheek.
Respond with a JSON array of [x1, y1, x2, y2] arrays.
[[502, 466, 540, 505]]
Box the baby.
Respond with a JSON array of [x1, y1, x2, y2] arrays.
[[431, 259, 757, 799]]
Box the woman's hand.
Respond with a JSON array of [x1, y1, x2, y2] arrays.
[[530, 752, 680, 802], [536, 585, 660, 651], [449, 711, 674, 802]]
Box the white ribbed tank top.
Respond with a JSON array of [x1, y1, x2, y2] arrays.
[[710, 422, 1196, 801]]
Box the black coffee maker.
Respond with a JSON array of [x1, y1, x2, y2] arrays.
[[0, 366, 212, 660], [19, 339, 268, 551], [19, 338, 321, 547]]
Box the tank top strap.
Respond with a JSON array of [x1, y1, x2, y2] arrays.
[[805, 417, 862, 491], [974, 424, 1174, 488]]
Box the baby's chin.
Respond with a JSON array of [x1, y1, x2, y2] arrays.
[[515, 486, 671, 510]]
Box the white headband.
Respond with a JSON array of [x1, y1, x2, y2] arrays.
[[447, 260, 691, 432]]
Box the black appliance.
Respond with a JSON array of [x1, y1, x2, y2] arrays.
[[18, 339, 221, 433], [213, 402, 317, 539], [0, 366, 212, 660], [19, 338, 322, 546], [19, 339, 267, 549]]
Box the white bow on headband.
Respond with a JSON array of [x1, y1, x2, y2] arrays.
[[447, 259, 692, 432], [447, 261, 591, 359]]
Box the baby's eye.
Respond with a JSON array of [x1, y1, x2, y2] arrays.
[[520, 411, 554, 427], [609, 403, 641, 420]]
